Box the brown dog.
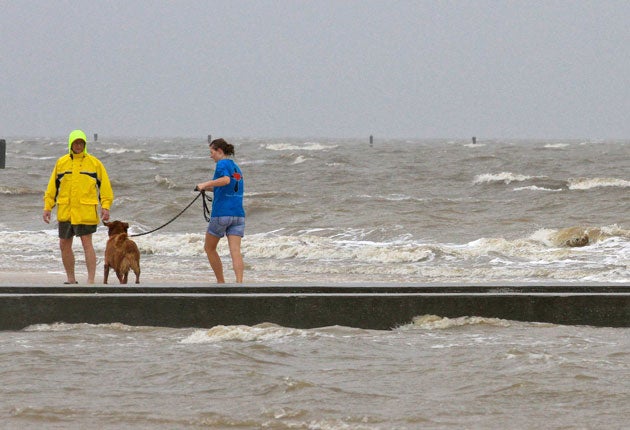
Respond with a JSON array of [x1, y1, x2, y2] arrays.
[[103, 221, 141, 284]]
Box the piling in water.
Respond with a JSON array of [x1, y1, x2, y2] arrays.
[[0, 139, 6, 169]]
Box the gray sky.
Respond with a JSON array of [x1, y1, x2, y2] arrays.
[[2, 0, 630, 139]]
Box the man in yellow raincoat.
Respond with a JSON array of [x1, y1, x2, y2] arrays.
[[43, 130, 114, 284]]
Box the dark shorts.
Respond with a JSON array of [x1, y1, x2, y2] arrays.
[[58, 222, 97, 239], [206, 216, 245, 238]]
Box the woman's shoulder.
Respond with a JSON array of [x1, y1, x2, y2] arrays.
[[218, 158, 240, 169]]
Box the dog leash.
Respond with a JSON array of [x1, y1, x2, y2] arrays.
[[129, 190, 212, 237]]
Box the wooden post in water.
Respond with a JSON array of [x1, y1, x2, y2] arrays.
[[0, 139, 6, 169], [472, 136, 477, 144], [369, 135, 373, 147], [207, 135, 212, 143], [94, 133, 98, 142]]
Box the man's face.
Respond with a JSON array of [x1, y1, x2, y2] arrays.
[[71, 139, 86, 154]]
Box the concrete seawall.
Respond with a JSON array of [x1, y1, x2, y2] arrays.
[[1, 283, 628, 330]]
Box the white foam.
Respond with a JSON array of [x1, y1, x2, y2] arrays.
[[154, 174, 177, 189], [2, 225, 628, 283], [0, 186, 41, 195], [241, 233, 435, 263], [383, 194, 417, 201], [529, 229, 557, 247], [400, 315, 512, 330], [150, 153, 187, 160], [181, 323, 307, 344], [23, 322, 147, 332], [473, 172, 537, 184], [263, 142, 338, 151], [136, 232, 205, 257], [513, 186, 562, 192], [239, 159, 268, 166], [14, 155, 56, 160], [544, 143, 570, 148], [103, 148, 143, 154], [568, 177, 630, 190]]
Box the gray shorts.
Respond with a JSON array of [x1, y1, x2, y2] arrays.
[[207, 216, 245, 238], [58, 222, 97, 239]]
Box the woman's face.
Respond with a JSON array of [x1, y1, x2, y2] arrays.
[[209, 145, 224, 162]]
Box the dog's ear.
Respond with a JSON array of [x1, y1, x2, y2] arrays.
[[103, 221, 110, 227], [123, 222, 129, 231]]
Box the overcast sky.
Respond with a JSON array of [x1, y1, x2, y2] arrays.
[[2, 0, 629, 139]]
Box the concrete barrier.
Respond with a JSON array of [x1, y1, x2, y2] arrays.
[[0, 283, 628, 330]]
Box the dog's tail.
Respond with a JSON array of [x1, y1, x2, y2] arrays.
[[119, 255, 140, 275], [119, 257, 132, 275], [124, 240, 141, 278]]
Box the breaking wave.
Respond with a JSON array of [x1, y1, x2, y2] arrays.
[[262, 142, 338, 151], [181, 323, 309, 344], [473, 172, 541, 184], [568, 177, 630, 190], [402, 315, 513, 330]]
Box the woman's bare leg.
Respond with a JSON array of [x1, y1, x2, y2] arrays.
[[204, 233, 224, 283]]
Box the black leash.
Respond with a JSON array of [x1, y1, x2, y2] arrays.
[[129, 190, 212, 237], [200, 188, 212, 222]]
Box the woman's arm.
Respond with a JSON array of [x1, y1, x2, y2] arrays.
[[196, 176, 230, 191]]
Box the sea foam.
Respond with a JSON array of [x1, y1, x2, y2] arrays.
[[568, 177, 630, 190]]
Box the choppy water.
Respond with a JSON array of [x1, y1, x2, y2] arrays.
[[0, 137, 628, 429], [1, 137, 628, 283], [1, 318, 629, 429]]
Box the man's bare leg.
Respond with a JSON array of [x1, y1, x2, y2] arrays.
[[60, 237, 76, 283], [80, 234, 96, 284]]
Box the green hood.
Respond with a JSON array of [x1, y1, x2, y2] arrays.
[[68, 129, 88, 154]]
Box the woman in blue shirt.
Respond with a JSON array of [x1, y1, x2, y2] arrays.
[[196, 138, 245, 283]]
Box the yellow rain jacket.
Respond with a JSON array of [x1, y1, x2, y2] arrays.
[[43, 131, 114, 225]]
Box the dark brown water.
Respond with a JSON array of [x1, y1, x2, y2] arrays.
[[1, 318, 628, 429]]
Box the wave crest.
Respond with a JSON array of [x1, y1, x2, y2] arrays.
[[263, 142, 338, 151], [154, 174, 177, 189], [568, 177, 630, 190], [474, 172, 537, 184], [181, 323, 306, 343], [538, 225, 630, 247], [0, 186, 41, 195], [403, 315, 512, 329]]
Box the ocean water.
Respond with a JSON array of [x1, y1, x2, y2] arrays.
[[0, 137, 629, 429], [1, 319, 629, 429], [1, 137, 628, 283]]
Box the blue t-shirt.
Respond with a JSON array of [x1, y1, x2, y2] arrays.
[[211, 159, 245, 217]]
